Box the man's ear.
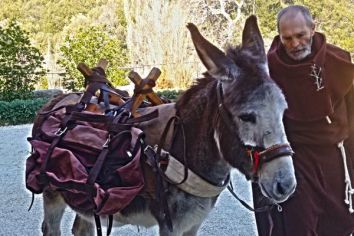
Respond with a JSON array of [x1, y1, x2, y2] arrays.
[[310, 21, 316, 36], [310, 29, 315, 37]]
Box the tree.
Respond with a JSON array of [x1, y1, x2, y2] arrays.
[[58, 25, 129, 91], [0, 21, 45, 101], [1, 0, 352, 91], [294, 0, 354, 52], [123, 0, 246, 89]]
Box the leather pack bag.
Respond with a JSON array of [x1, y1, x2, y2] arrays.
[[26, 107, 145, 215]]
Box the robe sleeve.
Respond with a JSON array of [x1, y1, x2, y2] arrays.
[[342, 51, 354, 171]]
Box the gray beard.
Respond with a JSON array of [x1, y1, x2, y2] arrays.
[[286, 37, 313, 61]]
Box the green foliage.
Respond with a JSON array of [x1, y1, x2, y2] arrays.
[[293, 0, 354, 52], [37, 76, 49, 89], [241, 0, 354, 52], [254, 1, 283, 38], [58, 26, 129, 91], [0, 21, 45, 101], [0, 0, 22, 20], [157, 89, 184, 101], [0, 98, 49, 126], [0, 0, 352, 95], [241, 1, 279, 38], [0, 0, 108, 51]]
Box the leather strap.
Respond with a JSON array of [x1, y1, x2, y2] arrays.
[[38, 113, 74, 184], [259, 144, 294, 163], [216, 82, 236, 129], [94, 214, 103, 236], [67, 109, 158, 125], [107, 215, 113, 235], [86, 148, 110, 188]]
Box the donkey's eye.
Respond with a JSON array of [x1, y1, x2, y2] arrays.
[[239, 113, 256, 123]]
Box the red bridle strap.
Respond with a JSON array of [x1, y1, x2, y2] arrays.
[[247, 149, 261, 174], [247, 143, 294, 174]]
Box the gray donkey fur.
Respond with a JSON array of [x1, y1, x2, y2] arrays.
[[38, 16, 296, 236]]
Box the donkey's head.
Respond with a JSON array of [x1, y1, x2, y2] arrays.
[[187, 16, 296, 203]]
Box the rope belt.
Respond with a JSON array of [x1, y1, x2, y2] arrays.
[[337, 140, 354, 213]]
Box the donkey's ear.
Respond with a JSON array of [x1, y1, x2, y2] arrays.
[[242, 15, 266, 63], [187, 23, 237, 77]]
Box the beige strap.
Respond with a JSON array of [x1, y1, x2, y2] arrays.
[[164, 155, 229, 197]]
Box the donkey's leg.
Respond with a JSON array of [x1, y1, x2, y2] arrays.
[[182, 223, 202, 236], [159, 220, 203, 236], [72, 214, 95, 236], [159, 224, 181, 236], [159, 224, 202, 236], [159, 222, 202, 236], [41, 190, 66, 236]]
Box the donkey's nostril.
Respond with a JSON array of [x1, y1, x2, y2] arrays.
[[275, 179, 296, 197], [276, 182, 286, 195]]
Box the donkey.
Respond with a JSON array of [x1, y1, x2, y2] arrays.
[[39, 15, 296, 236]]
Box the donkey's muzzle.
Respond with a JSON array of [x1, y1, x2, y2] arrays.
[[258, 143, 296, 203]]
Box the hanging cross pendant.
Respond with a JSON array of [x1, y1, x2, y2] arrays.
[[310, 64, 324, 91]]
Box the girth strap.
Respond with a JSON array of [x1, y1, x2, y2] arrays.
[[94, 214, 102, 236], [144, 145, 174, 232], [93, 214, 114, 236]]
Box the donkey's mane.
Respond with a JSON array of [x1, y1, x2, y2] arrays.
[[226, 46, 268, 78], [176, 77, 217, 122]]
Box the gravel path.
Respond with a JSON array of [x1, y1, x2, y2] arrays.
[[0, 124, 258, 236]]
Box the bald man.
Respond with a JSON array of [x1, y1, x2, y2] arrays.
[[252, 5, 354, 236]]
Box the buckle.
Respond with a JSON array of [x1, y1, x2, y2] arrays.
[[102, 135, 111, 148], [80, 102, 87, 110], [54, 127, 68, 136], [122, 110, 132, 119], [144, 145, 155, 154]]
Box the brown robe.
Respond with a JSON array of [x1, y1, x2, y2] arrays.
[[253, 33, 354, 236]]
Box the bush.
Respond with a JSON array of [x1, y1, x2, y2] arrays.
[[0, 21, 45, 102], [58, 26, 129, 91], [32, 89, 63, 99], [0, 98, 49, 126], [157, 89, 184, 101], [0, 90, 182, 126]]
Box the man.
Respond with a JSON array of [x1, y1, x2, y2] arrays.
[[252, 5, 354, 236]]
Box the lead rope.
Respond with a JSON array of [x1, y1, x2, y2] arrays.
[[227, 181, 282, 213], [337, 141, 354, 213]]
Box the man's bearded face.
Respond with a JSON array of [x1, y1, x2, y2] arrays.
[[279, 12, 315, 61]]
